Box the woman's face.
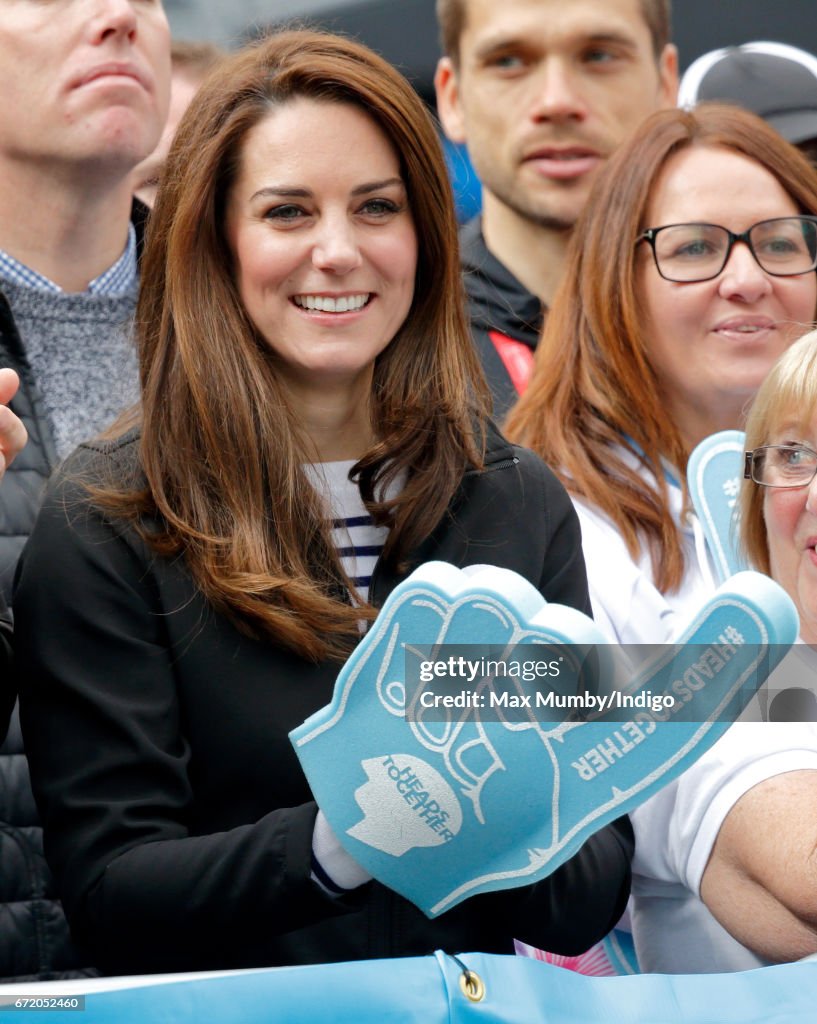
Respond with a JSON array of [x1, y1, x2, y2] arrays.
[[764, 408, 817, 644], [638, 145, 817, 448], [225, 97, 418, 403]]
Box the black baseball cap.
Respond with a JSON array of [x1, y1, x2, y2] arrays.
[[679, 42, 817, 145]]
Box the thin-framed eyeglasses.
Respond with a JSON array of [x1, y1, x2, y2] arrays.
[[744, 443, 817, 489], [637, 217, 817, 283]]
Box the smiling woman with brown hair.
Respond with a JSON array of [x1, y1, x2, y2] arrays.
[[13, 30, 631, 977]]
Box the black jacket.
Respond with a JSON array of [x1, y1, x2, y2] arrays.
[[16, 426, 632, 976], [0, 599, 12, 737], [461, 217, 545, 420], [0, 199, 149, 980]]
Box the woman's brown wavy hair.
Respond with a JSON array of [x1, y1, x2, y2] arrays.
[[94, 29, 488, 660], [506, 103, 817, 594]]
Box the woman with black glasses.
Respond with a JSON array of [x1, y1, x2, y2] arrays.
[[508, 104, 817, 649], [506, 104, 817, 973]]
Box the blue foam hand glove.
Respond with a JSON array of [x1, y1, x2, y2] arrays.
[[687, 429, 747, 583], [290, 562, 797, 917]]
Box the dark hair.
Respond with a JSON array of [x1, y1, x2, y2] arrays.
[[506, 103, 817, 594], [95, 29, 487, 660], [437, 0, 671, 64]]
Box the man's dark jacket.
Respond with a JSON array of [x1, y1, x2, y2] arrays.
[[460, 217, 545, 420], [0, 200, 148, 980]]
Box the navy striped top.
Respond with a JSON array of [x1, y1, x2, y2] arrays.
[[305, 460, 393, 603]]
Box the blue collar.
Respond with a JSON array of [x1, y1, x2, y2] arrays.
[[0, 223, 137, 296]]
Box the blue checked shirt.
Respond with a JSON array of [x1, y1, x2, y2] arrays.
[[0, 224, 137, 297]]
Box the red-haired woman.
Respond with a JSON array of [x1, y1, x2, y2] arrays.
[[507, 104, 817, 972]]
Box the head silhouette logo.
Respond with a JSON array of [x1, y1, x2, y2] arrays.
[[348, 754, 463, 857]]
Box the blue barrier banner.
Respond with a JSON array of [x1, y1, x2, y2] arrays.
[[5, 951, 816, 1023]]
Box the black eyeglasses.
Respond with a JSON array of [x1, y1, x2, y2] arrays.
[[637, 217, 817, 283], [744, 443, 817, 489]]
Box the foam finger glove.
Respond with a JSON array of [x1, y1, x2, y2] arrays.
[[291, 562, 797, 917]]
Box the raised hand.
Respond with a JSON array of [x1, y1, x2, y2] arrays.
[[0, 369, 26, 478]]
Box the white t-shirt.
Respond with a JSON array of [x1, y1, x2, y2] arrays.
[[573, 489, 712, 646], [304, 459, 392, 604], [630, 718, 817, 972], [572, 462, 817, 973]]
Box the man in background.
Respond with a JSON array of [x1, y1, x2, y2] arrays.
[[435, 0, 678, 414], [0, 0, 170, 981]]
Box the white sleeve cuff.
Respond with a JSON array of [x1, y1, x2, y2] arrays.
[[311, 810, 372, 895]]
